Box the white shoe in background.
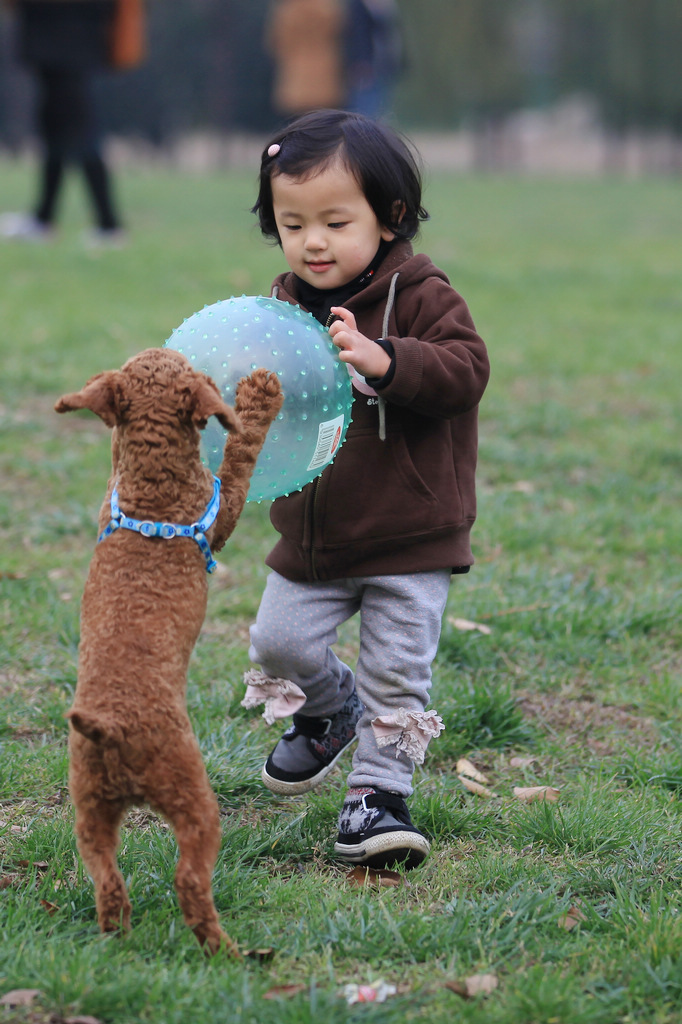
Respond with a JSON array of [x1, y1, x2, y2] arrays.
[[83, 227, 128, 250], [0, 213, 54, 242]]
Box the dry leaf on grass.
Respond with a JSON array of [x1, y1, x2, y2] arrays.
[[346, 866, 403, 888], [244, 947, 275, 962], [263, 984, 307, 1000], [459, 775, 494, 798], [40, 898, 60, 916], [448, 617, 492, 635], [456, 757, 490, 784], [64, 1016, 105, 1024], [509, 755, 537, 769], [557, 904, 587, 930], [0, 989, 42, 1007], [513, 785, 560, 803], [446, 973, 499, 998], [343, 980, 397, 1004]]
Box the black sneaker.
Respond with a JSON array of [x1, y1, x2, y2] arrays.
[[334, 787, 430, 870], [261, 689, 363, 795]]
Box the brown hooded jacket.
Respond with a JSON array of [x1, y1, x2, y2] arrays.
[[266, 240, 490, 582]]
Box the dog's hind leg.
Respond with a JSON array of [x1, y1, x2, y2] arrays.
[[151, 750, 241, 958], [73, 796, 131, 933]]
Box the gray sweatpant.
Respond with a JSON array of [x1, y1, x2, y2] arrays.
[[248, 569, 451, 796]]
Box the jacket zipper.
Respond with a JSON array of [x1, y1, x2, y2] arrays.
[[306, 274, 399, 577]]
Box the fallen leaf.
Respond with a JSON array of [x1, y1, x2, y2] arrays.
[[48, 567, 70, 581], [509, 755, 537, 769], [456, 757, 490, 783], [557, 904, 587, 931], [459, 775, 494, 798], [446, 973, 499, 998], [346, 866, 403, 888], [40, 899, 60, 916], [263, 984, 307, 1000], [343, 980, 397, 1005], [513, 785, 560, 803], [64, 1016, 105, 1024], [0, 989, 42, 1007], [449, 617, 492, 635], [244, 947, 275, 962], [17, 860, 49, 870]]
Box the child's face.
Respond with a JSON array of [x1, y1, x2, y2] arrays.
[[271, 160, 395, 290]]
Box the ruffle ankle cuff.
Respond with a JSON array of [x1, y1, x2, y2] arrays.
[[371, 708, 444, 764], [241, 669, 307, 724]]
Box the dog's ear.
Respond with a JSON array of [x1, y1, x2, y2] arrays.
[[55, 371, 123, 428], [191, 375, 242, 433]]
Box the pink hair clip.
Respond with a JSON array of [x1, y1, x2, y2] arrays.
[[267, 143, 281, 158]]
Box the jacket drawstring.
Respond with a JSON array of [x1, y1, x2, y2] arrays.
[[377, 272, 400, 441]]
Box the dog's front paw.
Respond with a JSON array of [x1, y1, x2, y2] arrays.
[[235, 369, 283, 426]]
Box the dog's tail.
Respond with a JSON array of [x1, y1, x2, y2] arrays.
[[67, 709, 124, 746]]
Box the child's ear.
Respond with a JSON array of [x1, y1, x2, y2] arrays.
[[381, 200, 406, 240]]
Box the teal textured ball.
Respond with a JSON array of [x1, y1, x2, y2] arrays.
[[165, 295, 353, 502]]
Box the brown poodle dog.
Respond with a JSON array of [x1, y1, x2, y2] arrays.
[[55, 347, 282, 956]]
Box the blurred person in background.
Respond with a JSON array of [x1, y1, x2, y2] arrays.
[[0, 0, 145, 245], [344, 0, 403, 119], [266, 0, 345, 119]]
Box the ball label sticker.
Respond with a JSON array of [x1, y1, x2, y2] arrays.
[[307, 415, 346, 473]]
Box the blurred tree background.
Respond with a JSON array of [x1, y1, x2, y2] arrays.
[[396, 0, 682, 135], [1, 0, 681, 146]]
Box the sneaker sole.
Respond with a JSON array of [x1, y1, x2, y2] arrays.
[[334, 829, 430, 870], [261, 736, 358, 796]]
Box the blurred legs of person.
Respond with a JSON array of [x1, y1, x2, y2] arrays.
[[2, 67, 124, 245]]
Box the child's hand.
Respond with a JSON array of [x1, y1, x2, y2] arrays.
[[328, 307, 391, 380]]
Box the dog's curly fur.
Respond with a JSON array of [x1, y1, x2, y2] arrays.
[[55, 347, 282, 956]]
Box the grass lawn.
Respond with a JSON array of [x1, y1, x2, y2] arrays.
[[1, 156, 681, 1024]]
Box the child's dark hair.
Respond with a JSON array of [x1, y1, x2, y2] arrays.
[[252, 109, 429, 243]]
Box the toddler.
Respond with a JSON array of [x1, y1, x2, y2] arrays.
[[242, 109, 489, 869]]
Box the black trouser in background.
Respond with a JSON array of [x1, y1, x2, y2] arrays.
[[34, 66, 120, 231]]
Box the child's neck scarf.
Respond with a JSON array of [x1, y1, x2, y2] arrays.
[[294, 238, 395, 326]]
